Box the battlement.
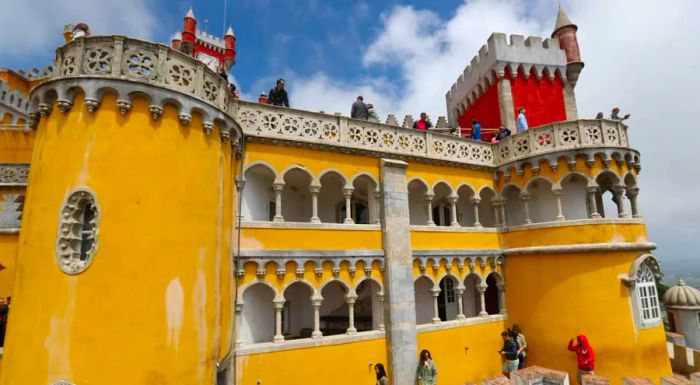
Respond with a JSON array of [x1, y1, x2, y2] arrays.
[[446, 32, 568, 124], [0, 80, 30, 124], [15, 66, 53, 81], [195, 29, 226, 51]]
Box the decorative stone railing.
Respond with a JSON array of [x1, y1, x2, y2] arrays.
[[233, 100, 496, 167], [53, 35, 230, 111], [495, 119, 631, 165]]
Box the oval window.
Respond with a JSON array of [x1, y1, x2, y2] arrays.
[[56, 189, 100, 274]]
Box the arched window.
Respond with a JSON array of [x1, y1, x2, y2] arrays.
[[636, 264, 660, 324], [56, 189, 99, 274]]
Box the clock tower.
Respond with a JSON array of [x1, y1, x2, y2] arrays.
[[171, 8, 236, 73]]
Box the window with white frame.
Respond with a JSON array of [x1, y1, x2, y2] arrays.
[[636, 263, 660, 324]]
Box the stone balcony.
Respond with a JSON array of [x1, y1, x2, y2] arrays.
[[233, 99, 639, 172]]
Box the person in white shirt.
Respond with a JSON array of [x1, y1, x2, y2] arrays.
[[516, 107, 528, 133]]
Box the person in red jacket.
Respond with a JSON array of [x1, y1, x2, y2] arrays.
[[568, 334, 595, 385]]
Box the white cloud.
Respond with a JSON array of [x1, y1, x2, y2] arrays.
[[281, 0, 700, 261], [0, 0, 157, 56]]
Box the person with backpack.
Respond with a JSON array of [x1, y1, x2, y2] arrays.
[[416, 349, 437, 385], [512, 325, 527, 369], [499, 331, 519, 377]]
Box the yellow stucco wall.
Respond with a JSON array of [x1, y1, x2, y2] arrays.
[[0, 130, 33, 163], [417, 319, 507, 383], [237, 337, 389, 385], [0, 234, 18, 301], [500, 222, 648, 249], [0, 93, 234, 385], [241, 227, 382, 251], [412, 229, 500, 250], [505, 252, 671, 385], [407, 162, 495, 194]]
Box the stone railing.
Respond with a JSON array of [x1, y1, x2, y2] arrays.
[[53, 35, 230, 111], [233, 100, 496, 167], [495, 119, 629, 165]]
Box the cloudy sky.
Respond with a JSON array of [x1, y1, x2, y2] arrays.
[[2, 0, 699, 266]]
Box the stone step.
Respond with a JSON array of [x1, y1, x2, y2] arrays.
[[623, 377, 655, 385], [582, 374, 610, 385]]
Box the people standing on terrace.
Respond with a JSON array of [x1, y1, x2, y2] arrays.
[[374, 363, 388, 385], [471, 119, 482, 141], [499, 331, 520, 377], [568, 335, 596, 385], [413, 113, 433, 131], [610, 107, 630, 121], [516, 107, 528, 133], [595, 112, 604, 119], [367, 103, 380, 122], [416, 349, 437, 385], [491, 125, 512, 143], [351, 96, 369, 120], [268, 78, 289, 107]]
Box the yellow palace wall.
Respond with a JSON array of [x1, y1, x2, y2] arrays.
[[505, 251, 671, 385], [0, 93, 234, 385]]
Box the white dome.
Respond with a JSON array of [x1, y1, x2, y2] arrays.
[[664, 279, 700, 309]]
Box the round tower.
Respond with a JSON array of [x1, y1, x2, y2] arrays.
[[552, 7, 584, 87], [171, 32, 182, 50], [181, 8, 197, 54], [664, 279, 700, 350], [0, 36, 240, 385], [224, 26, 236, 70]]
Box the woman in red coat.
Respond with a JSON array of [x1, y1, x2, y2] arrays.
[[568, 334, 595, 385]]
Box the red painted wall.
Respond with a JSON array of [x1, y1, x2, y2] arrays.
[[458, 81, 501, 140], [510, 72, 566, 128]]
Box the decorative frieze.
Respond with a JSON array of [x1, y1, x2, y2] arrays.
[[0, 164, 30, 185]]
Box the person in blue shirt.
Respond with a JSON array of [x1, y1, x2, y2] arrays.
[[491, 125, 512, 143], [471, 119, 482, 141], [516, 107, 528, 133]]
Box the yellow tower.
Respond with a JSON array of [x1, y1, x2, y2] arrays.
[[0, 36, 241, 385]]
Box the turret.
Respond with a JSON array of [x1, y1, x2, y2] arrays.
[[180, 7, 197, 54], [552, 7, 584, 87], [171, 32, 182, 50], [224, 26, 236, 70]]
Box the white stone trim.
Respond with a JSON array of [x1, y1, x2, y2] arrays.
[[504, 242, 656, 256], [416, 314, 506, 333], [235, 329, 385, 356], [0, 228, 20, 234], [241, 221, 381, 230]]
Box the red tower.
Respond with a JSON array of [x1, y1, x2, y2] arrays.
[[180, 8, 197, 55], [551, 7, 584, 87], [224, 26, 236, 69], [446, 8, 582, 138], [171, 8, 236, 72]]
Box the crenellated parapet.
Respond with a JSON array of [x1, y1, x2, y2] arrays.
[[28, 35, 241, 144], [446, 33, 568, 126], [0, 80, 30, 124]]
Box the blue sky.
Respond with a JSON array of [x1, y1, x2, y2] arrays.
[[2, 0, 700, 268]]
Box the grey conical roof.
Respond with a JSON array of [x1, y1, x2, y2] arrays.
[[552, 7, 577, 36]]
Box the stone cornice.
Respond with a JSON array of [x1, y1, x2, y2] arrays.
[[503, 242, 656, 256]]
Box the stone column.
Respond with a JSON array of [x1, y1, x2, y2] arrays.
[[613, 185, 629, 218], [346, 294, 358, 335], [448, 195, 459, 227], [343, 187, 355, 224], [586, 186, 602, 219], [456, 287, 466, 320], [309, 184, 321, 223], [425, 193, 435, 226], [520, 192, 532, 225], [379, 159, 418, 385], [378, 294, 386, 331], [235, 303, 243, 346], [499, 201, 507, 227], [311, 296, 323, 339], [562, 81, 579, 121], [497, 77, 516, 129], [273, 182, 285, 222], [431, 288, 441, 324], [497, 283, 507, 316], [627, 187, 641, 218], [493, 199, 504, 228], [273, 299, 285, 343], [477, 283, 488, 317], [552, 187, 565, 221], [438, 203, 446, 226], [374, 190, 382, 224], [471, 197, 482, 228]]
